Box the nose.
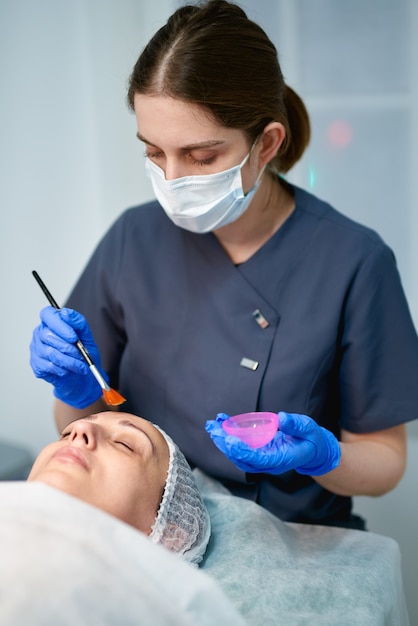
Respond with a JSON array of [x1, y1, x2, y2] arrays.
[[69, 420, 97, 449], [164, 159, 186, 181]]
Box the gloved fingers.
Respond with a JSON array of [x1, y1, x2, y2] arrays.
[[36, 305, 101, 364], [296, 427, 341, 475], [59, 307, 97, 346], [205, 430, 262, 472], [207, 422, 302, 474], [34, 323, 84, 358], [30, 309, 106, 409], [278, 411, 317, 437], [205, 420, 237, 455], [39, 307, 80, 343], [278, 412, 341, 475], [223, 436, 285, 472], [205, 417, 234, 456], [30, 353, 72, 381], [207, 419, 281, 468], [30, 330, 88, 376], [227, 428, 322, 474], [205, 419, 223, 436], [205, 419, 256, 466], [215, 412, 231, 424], [39, 307, 99, 355], [32, 323, 85, 362]]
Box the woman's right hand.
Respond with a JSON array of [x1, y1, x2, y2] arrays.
[[30, 306, 107, 409]]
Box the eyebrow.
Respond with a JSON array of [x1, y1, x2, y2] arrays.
[[118, 418, 145, 433], [117, 418, 155, 451], [136, 132, 225, 151]]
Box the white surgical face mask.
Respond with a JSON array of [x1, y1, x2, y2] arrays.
[[145, 147, 264, 233]]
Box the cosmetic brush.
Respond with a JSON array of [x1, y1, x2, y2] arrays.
[[32, 270, 126, 407]]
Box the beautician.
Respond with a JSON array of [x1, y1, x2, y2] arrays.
[[30, 0, 418, 530]]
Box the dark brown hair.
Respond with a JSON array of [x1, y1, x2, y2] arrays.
[[127, 0, 310, 173]]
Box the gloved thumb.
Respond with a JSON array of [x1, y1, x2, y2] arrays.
[[59, 307, 96, 346], [215, 412, 230, 424], [205, 414, 230, 437], [60, 307, 89, 331], [278, 411, 314, 436]]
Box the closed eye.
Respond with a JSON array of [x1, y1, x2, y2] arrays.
[[144, 149, 163, 160], [189, 155, 216, 166], [144, 149, 217, 167], [115, 441, 134, 452]]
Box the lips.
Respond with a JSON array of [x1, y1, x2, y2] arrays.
[[51, 446, 90, 471]]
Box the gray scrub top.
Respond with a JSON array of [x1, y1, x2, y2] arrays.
[[66, 184, 418, 527]]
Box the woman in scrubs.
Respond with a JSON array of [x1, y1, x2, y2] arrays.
[[30, 0, 418, 529]]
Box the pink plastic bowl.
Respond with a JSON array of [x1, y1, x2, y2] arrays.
[[222, 412, 278, 448]]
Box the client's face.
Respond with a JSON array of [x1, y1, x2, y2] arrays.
[[28, 412, 169, 534]]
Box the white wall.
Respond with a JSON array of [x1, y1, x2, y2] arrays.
[[0, 0, 175, 451], [1, 0, 417, 621]]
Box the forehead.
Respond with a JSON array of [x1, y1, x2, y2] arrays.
[[134, 93, 243, 147]]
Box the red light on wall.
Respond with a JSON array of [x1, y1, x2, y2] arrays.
[[327, 120, 353, 148]]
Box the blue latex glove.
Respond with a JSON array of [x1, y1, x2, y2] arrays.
[[205, 411, 341, 476], [30, 306, 107, 409]]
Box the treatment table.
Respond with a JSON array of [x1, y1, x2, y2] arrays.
[[0, 471, 409, 625]]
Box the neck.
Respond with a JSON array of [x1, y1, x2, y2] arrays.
[[214, 174, 295, 264]]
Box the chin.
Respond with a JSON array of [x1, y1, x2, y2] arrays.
[[29, 471, 84, 500]]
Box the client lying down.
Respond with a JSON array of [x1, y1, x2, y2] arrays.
[[1, 412, 409, 625], [1, 413, 244, 625], [27, 411, 211, 563]]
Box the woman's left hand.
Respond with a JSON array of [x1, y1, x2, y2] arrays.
[[205, 411, 341, 476]]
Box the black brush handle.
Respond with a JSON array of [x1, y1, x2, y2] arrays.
[[32, 270, 95, 367], [32, 270, 61, 309]]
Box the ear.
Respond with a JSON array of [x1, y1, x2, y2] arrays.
[[256, 122, 286, 167]]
